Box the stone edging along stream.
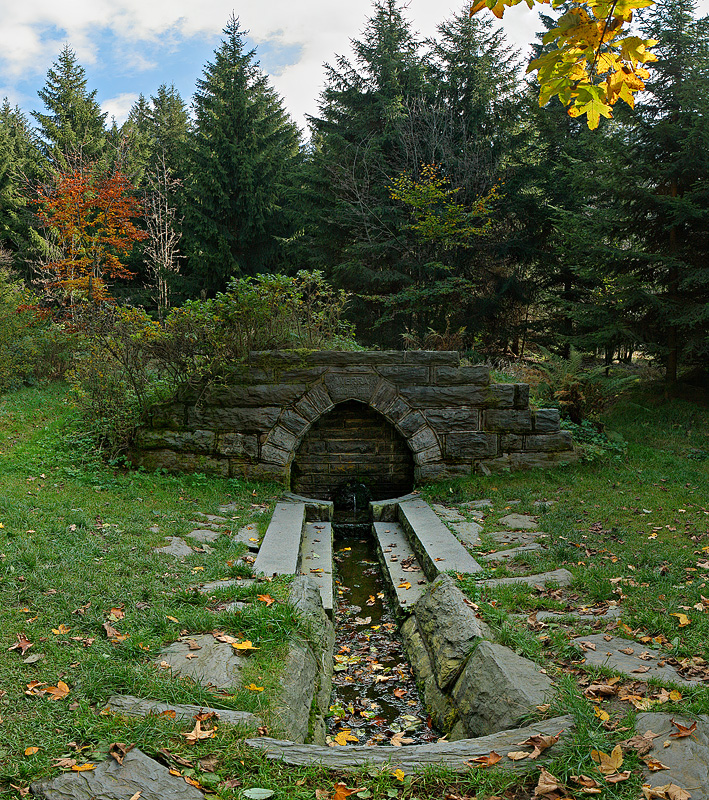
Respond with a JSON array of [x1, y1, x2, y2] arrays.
[[245, 493, 570, 766]]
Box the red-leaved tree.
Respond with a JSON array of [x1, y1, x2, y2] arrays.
[[35, 162, 146, 307]]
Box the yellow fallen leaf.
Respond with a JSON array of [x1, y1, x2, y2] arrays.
[[670, 612, 691, 627], [24, 747, 39, 756], [594, 706, 610, 722], [591, 744, 624, 775], [393, 768, 405, 781], [233, 640, 259, 651], [166, 616, 179, 623], [333, 730, 359, 746], [181, 720, 217, 744], [52, 624, 71, 635], [71, 763, 96, 772], [44, 681, 70, 700], [247, 684, 264, 692], [398, 581, 411, 590]]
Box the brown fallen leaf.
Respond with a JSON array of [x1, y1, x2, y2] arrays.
[[9, 633, 33, 656], [669, 718, 697, 738], [187, 640, 202, 651], [184, 777, 202, 788], [53, 757, 77, 768], [257, 594, 275, 606], [181, 720, 217, 744], [632, 666, 651, 674], [517, 731, 562, 759], [571, 774, 602, 794], [333, 783, 356, 800], [102, 621, 128, 641], [469, 751, 502, 767], [107, 607, 125, 621], [642, 784, 692, 800], [534, 767, 566, 797], [605, 770, 631, 784], [623, 729, 661, 755], [128, 792, 142, 800], [44, 681, 70, 701], [390, 731, 414, 747], [10, 785, 29, 797], [24, 747, 39, 756], [109, 742, 133, 765], [643, 755, 669, 771], [580, 641, 597, 651], [199, 753, 219, 772], [52, 624, 71, 635]]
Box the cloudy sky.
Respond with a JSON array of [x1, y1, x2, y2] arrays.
[[1, 0, 708, 133]]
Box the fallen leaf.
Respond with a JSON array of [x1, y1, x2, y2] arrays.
[[506, 751, 530, 761], [670, 613, 691, 627], [243, 790, 275, 800], [643, 756, 669, 771], [571, 774, 602, 793], [398, 581, 411, 590], [517, 731, 562, 759], [257, 594, 275, 606], [591, 744, 624, 775], [392, 769, 405, 782], [52, 624, 71, 635], [71, 764, 96, 772], [594, 706, 610, 722], [233, 640, 259, 651], [469, 751, 502, 767], [669, 718, 697, 738], [10, 786, 29, 797], [390, 731, 414, 747], [605, 770, 631, 784], [333, 730, 359, 746], [185, 777, 202, 788], [24, 747, 39, 756], [44, 681, 70, 700], [247, 684, 264, 692], [166, 615, 179, 623], [181, 720, 217, 744], [128, 793, 142, 800], [109, 742, 133, 765], [9, 633, 33, 656], [333, 783, 356, 800], [107, 607, 125, 621], [534, 767, 565, 796]]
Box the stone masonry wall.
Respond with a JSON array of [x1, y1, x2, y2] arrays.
[[130, 350, 577, 489]]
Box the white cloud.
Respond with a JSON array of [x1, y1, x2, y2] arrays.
[[101, 91, 139, 124]]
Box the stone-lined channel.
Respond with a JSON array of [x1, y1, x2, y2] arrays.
[[327, 525, 439, 746]]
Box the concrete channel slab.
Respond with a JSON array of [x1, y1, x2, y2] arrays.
[[253, 502, 306, 576], [300, 521, 334, 615], [105, 694, 261, 728], [398, 500, 483, 578], [573, 633, 702, 685], [373, 522, 427, 610], [30, 747, 204, 800], [246, 714, 574, 773]]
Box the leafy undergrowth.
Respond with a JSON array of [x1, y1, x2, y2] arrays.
[[1, 382, 707, 799]]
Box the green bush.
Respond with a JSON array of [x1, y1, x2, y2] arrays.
[[69, 271, 356, 456]]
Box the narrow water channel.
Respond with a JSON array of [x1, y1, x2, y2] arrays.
[[327, 525, 440, 746]]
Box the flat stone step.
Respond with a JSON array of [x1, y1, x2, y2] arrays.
[[186, 527, 223, 543], [488, 530, 545, 546], [512, 606, 622, 623], [233, 522, 262, 551], [398, 500, 483, 578], [246, 715, 573, 773], [499, 513, 538, 530], [31, 747, 204, 800], [299, 522, 334, 615], [373, 522, 427, 610], [481, 543, 544, 561], [153, 537, 193, 558], [479, 568, 574, 589], [253, 502, 306, 577], [450, 520, 483, 548], [105, 694, 261, 728], [197, 577, 255, 594], [573, 633, 702, 686], [156, 633, 244, 689]]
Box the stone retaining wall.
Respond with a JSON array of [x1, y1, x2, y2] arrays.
[[130, 350, 576, 490]]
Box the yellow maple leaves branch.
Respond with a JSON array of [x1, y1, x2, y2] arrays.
[[470, 0, 658, 129]]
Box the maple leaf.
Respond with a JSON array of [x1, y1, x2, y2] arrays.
[[257, 594, 275, 606], [641, 784, 692, 800], [516, 730, 562, 759], [469, 751, 502, 767], [669, 718, 697, 738], [333, 783, 356, 800], [44, 681, 71, 701], [233, 640, 259, 651], [591, 744, 624, 775], [181, 720, 217, 744], [534, 767, 566, 797], [642, 755, 669, 772], [52, 624, 71, 635], [390, 731, 414, 747], [332, 730, 359, 746], [571, 774, 602, 793], [670, 613, 691, 627], [9, 633, 33, 656]]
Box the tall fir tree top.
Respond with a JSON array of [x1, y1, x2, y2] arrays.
[[32, 44, 107, 167]]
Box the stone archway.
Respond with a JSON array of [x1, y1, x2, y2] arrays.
[[290, 400, 415, 501]]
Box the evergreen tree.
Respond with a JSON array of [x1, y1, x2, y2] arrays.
[[0, 101, 47, 275], [32, 45, 107, 167], [181, 16, 301, 295], [620, 0, 709, 379]]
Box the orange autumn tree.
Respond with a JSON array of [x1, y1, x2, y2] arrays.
[[35, 163, 146, 307]]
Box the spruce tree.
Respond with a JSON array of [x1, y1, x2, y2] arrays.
[[181, 16, 300, 295], [32, 45, 107, 167]]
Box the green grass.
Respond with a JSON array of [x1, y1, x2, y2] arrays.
[[1, 381, 708, 798]]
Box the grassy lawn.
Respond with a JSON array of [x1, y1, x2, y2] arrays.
[[0, 381, 707, 799]]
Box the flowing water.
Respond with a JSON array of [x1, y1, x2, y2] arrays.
[[326, 527, 440, 746]]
